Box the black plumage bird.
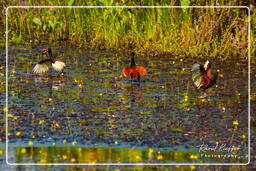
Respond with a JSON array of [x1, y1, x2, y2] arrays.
[[33, 48, 66, 75]]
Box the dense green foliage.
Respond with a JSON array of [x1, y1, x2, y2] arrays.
[[0, 0, 254, 58]]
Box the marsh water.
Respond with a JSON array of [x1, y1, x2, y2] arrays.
[[0, 45, 249, 164]]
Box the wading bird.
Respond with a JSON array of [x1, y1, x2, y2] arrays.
[[33, 48, 66, 75], [191, 60, 221, 90], [122, 52, 147, 82]]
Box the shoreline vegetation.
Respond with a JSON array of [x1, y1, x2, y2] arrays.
[[0, 0, 255, 60]]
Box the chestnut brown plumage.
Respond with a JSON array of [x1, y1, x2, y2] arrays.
[[122, 52, 147, 82], [191, 60, 220, 90]]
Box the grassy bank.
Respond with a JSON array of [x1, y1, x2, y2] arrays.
[[1, 0, 254, 59]]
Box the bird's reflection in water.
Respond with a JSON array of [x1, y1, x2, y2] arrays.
[[122, 83, 148, 147], [33, 75, 66, 99], [125, 83, 147, 103]]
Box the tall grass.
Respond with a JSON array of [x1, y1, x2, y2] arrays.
[[1, 0, 252, 59]]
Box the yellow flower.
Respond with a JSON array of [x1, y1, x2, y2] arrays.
[[21, 148, 26, 153], [71, 158, 76, 162], [48, 98, 53, 102], [28, 141, 33, 146], [39, 120, 45, 125], [0, 150, 3, 155], [63, 139, 67, 144], [114, 141, 118, 144], [184, 96, 188, 101], [233, 120, 239, 125], [62, 155, 67, 159], [157, 155, 163, 160], [16, 132, 21, 136], [190, 154, 198, 159], [149, 148, 154, 153], [190, 165, 196, 170], [72, 141, 77, 145], [39, 158, 46, 163], [7, 114, 13, 118], [135, 155, 141, 160]]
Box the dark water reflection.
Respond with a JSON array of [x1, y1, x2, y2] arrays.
[[4, 46, 249, 163]]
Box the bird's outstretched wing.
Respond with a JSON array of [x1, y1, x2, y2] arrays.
[[122, 67, 133, 77], [122, 66, 147, 77], [52, 59, 66, 73], [134, 66, 147, 76], [33, 59, 51, 74], [191, 63, 208, 89], [192, 66, 203, 88]]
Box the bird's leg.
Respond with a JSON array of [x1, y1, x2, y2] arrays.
[[202, 90, 207, 98], [60, 71, 65, 77], [56, 71, 64, 78], [130, 74, 134, 83], [137, 73, 140, 82]]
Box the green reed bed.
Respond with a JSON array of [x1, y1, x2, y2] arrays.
[[2, 0, 252, 59]]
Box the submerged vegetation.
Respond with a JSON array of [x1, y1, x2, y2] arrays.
[[0, 0, 253, 59]]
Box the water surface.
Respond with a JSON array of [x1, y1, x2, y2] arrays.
[[3, 45, 249, 163]]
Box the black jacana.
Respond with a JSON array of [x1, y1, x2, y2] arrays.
[[122, 52, 147, 82], [33, 48, 66, 74]]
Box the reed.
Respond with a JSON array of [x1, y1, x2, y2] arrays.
[[1, 0, 252, 59]]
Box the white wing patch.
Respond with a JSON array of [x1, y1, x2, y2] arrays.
[[192, 72, 202, 89], [52, 61, 66, 72], [204, 60, 209, 70], [33, 63, 49, 74]]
